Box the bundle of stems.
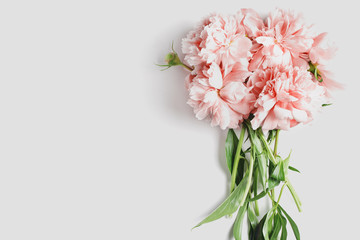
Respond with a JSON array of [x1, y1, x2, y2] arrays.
[[193, 120, 302, 240]]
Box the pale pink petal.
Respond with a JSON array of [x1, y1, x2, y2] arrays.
[[207, 63, 223, 88]]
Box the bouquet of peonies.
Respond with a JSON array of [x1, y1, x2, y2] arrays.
[[158, 8, 340, 240]]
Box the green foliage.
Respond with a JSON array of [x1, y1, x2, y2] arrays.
[[279, 212, 288, 240], [289, 166, 301, 173], [225, 129, 239, 173], [233, 205, 247, 240], [278, 205, 300, 240], [322, 103, 332, 107], [157, 42, 193, 71], [247, 202, 259, 230], [193, 158, 254, 228], [262, 207, 275, 240], [271, 153, 291, 181], [308, 61, 323, 82], [194, 123, 302, 240]]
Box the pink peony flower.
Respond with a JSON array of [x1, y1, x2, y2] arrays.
[[180, 8, 339, 131], [185, 72, 196, 91], [182, 13, 252, 70], [307, 33, 342, 92], [309, 33, 336, 65], [315, 65, 342, 93], [236, 8, 265, 38], [251, 66, 326, 131], [249, 9, 313, 71], [247, 68, 274, 97], [187, 62, 255, 129], [182, 18, 211, 67]]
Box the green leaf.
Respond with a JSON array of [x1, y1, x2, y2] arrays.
[[268, 178, 280, 190], [245, 123, 268, 190], [247, 202, 259, 230], [225, 129, 239, 173], [279, 212, 288, 240], [286, 181, 302, 212], [233, 205, 247, 240], [289, 166, 301, 173], [244, 122, 263, 153], [270, 214, 282, 240], [271, 153, 290, 181], [256, 129, 277, 165], [263, 208, 275, 240], [250, 179, 283, 202], [236, 157, 245, 185], [193, 163, 253, 228], [278, 205, 300, 240], [257, 151, 268, 189], [267, 129, 277, 143], [249, 191, 267, 202], [252, 170, 260, 216], [322, 103, 332, 107], [250, 214, 267, 240]]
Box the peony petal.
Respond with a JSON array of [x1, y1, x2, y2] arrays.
[[292, 108, 308, 122], [256, 36, 275, 46], [208, 63, 223, 89]]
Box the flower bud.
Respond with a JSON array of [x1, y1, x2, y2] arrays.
[[165, 52, 183, 67]]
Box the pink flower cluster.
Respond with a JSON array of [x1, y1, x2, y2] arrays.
[[182, 9, 339, 131]]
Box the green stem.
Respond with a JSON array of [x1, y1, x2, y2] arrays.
[[275, 182, 287, 209], [271, 129, 280, 205], [239, 152, 255, 207], [253, 170, 260, 216], [258, 130, 278, 165], [286, 179, 302, 212], [267, 192, 276, 204], [273, 129, 280, 156], [230, 126, 246, 193], [181, 63, 194, 71]]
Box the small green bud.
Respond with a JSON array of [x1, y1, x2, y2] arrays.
[[157, 42, 194, 71], [165, 52, 182, 67]]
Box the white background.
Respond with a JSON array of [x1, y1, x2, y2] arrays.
[[0, 0, 358, 239]]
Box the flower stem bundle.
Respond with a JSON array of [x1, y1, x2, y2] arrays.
[[159, 8, 340, 240]]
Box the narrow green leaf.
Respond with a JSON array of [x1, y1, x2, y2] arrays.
[[244, 122, 263, 153], [263, 208, 275, 240], [249, 191, 267, 202], [247, 202, 259, 230], [257, 151, 268, 190], [286, 181, 302, 212], [252, 170, 260, 216], [225, 129, 238, 173], [249, 179, 283, 202], [193, 161, 253, 228], [270, 214, 282, 240], [233, 205, 247, 240], [236, 157, 245, 185], [256, 129, 277, 165], [278, 205, 300, 240], [245, 123, 269, 190], [289, 166, 301, 173], [250, 214, 267, 240], [322, 103, 332, 107], [279, 212, 288, 240]]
